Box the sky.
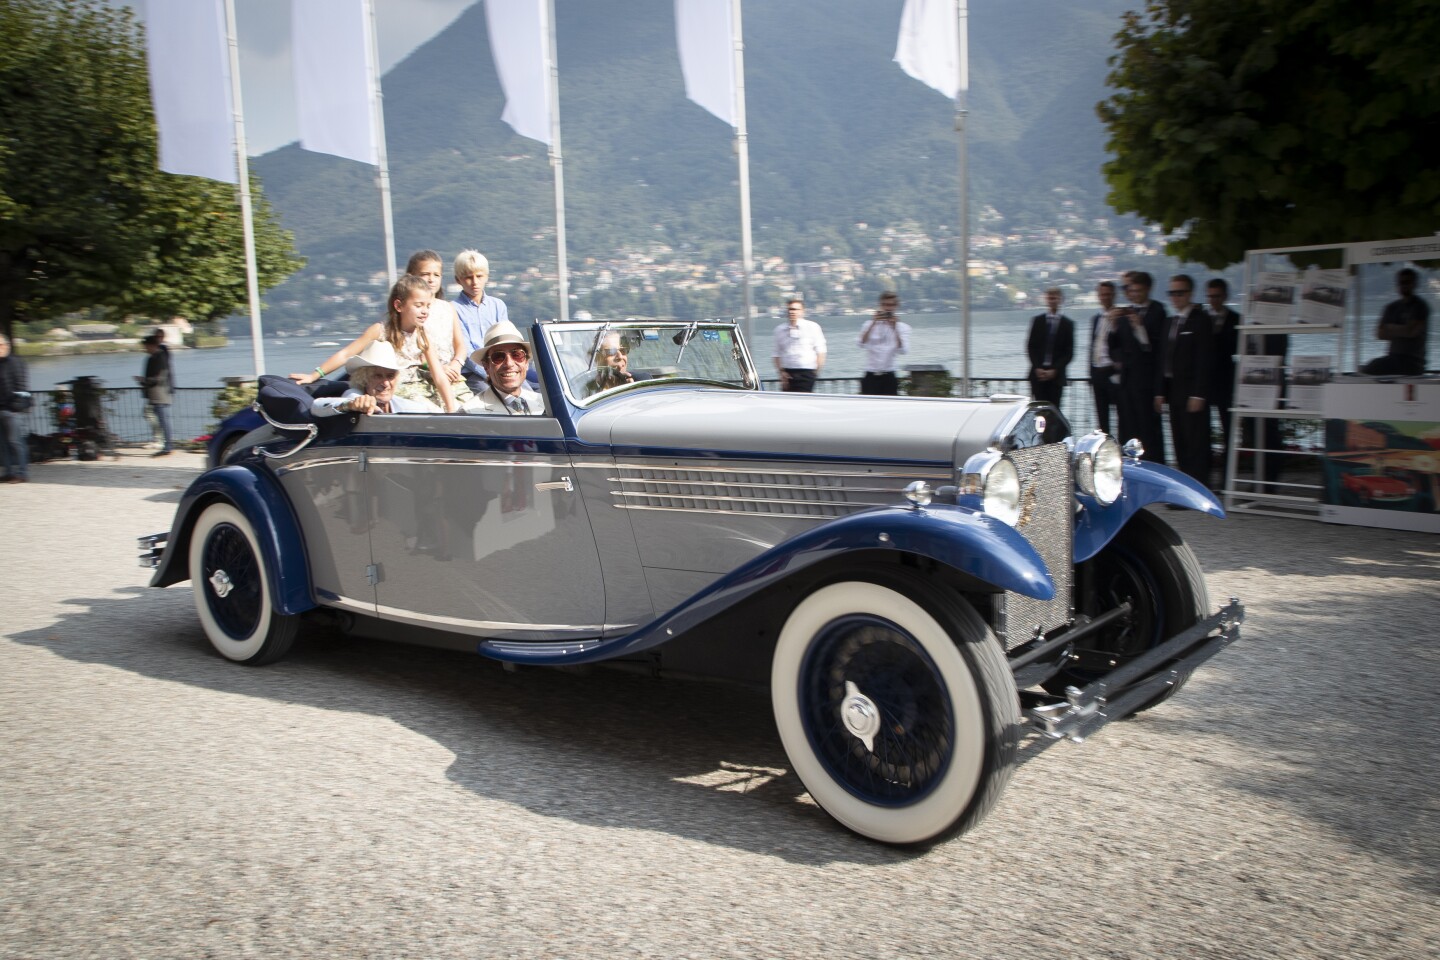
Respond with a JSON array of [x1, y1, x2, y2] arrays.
[[124, 0, 477, 154]]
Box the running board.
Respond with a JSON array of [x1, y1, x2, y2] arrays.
[[1023, 599, 1245, 743]]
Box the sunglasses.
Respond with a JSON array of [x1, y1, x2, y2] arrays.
[[485, 347, 529, 365], [1167, 289, 1189, 296]]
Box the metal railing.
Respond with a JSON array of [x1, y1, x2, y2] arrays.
[[23, 387, 224, 448], [758, 375, 1102, 435]]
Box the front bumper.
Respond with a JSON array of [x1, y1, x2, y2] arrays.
[[138, 532, 167, 569], [1020, 598, 1246, 743]]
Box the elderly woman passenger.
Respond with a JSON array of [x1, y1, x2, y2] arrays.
[[313, 341, 440, 417]]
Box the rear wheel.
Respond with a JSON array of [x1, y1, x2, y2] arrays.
[[1048, 508, 1209, 712], [188, 502, 299, 665], [772, 574, 1019, 846]]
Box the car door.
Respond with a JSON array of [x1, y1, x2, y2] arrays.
[[358, 413, 607, 640], [271, 440, 378, 618]]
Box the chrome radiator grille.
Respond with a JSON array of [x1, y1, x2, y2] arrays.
[[997, 443, 1074, 648]]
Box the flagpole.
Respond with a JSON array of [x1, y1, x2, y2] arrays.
[[545, 0, 569, 320], [365, 0, 397, 283], [222, 0, 265, 378], [731, 0, 754, 344], [955, 0, 970, 396]]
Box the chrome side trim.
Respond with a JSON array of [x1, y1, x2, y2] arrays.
[[276, 456, 572, 476], [611, 490, 893, 509], [326, 595, 377, 615], [609, 477, 908, 494], [616, 503, 864, 518], [373, 600, 619, 634], [364, 457, 573, 468], [577, 461, 950, 480]]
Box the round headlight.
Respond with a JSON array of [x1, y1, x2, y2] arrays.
[[961, 450, 1021, 525], [984, 457, 1021, 525], [1072, 431, 1124, 506]]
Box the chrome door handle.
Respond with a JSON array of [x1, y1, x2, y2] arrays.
[[534, 476, 574, 493]]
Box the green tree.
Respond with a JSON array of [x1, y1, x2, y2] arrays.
[[0, 0, 301, 341], [1098, 0, 1440, 267]]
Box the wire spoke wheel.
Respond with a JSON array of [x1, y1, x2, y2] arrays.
[[188, 503, 298, 665], [772, 576, 1018, 846]]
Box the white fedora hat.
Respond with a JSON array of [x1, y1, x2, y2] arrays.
[[471, 320, 530, 365], [344, 339, 403, 374]]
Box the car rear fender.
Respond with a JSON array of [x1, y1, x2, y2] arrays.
[[479, 504, 1054, 665], [1073, 460, 1223, 563], [148, 465, 317, 616]]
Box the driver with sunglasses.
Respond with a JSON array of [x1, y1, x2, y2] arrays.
[[462, 321, 547, 416]]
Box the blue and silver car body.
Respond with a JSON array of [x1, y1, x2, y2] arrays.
[[141, 318, 1244, 847]]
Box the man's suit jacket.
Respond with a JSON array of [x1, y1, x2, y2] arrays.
[[1111, 300, 1166, 391], [1026, 313, 1074, 385], [462, 383, 547, 416], [1208, 306, 1241, 406], [1157, 304, 1215, 403]]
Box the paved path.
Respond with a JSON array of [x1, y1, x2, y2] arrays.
[[2, 451, 1437, 959]]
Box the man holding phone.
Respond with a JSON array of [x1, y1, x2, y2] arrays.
[[857, 291, 911, 395]]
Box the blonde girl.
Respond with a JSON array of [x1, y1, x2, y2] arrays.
[[291, 275, 456, 412]]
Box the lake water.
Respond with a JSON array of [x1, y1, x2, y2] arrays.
[[24, 309, 1045, 389]]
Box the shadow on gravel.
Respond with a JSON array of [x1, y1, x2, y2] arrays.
[[11, 586, 927, 868], [1132, 510, 1440, 895]]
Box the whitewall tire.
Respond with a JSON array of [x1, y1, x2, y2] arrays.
[[772, 577, 1018, 845], [188, 502, 299, 665]]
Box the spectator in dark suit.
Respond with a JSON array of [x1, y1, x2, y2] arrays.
[[1112, 271, 1167, 462], [1087, 280, 1120, 434], [1026, 287, 1074, 408], [1155, 274, 1214, 483], [1205, 278, 1241, 488]]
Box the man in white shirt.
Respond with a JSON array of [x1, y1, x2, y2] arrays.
[[462, 320, 547, 415], [313, 341, 440, 416], [857, 291, 911, 395], [772, 299, 826, 392]]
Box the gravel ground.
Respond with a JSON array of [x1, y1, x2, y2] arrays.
[[2, 450, 1437, 959]]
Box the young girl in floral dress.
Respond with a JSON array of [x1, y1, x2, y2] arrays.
[[291, 275, 456, 412], [403, 250, 473, 407]]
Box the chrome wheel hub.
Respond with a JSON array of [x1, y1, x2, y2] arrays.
[[841, 680, 881, 753], [209, 569, 234, 599]]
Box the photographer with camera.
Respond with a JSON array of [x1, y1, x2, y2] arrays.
[[0, 336, 30, 482], [857, 291, 911, 395]]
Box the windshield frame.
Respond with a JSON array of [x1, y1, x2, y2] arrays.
[[541, 320, 759, 409]]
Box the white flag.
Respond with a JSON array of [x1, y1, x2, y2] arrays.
[[895, 0, 962, 100], [145, 0, 237, 182], [675, 0, 736, 126], [293, 0, 380, 164], [486, 0, 553, 145]]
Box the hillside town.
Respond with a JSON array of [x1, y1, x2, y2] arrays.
[[255, 199, 1218, 337]]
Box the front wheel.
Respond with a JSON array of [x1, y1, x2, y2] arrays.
[[188, 502, 299, 665], [1048, 508, 1210, 712], [772, 575, 1019, 846]]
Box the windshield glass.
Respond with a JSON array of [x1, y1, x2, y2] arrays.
[[544, 321, 758, 406]]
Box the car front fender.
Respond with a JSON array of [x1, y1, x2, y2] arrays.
[[479, 503, 1054, 665], [148, 465, 317, 617], [1073, 460, 1223, 563]]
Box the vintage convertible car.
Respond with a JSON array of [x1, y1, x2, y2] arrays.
[[140, 319, 1244, 846]]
